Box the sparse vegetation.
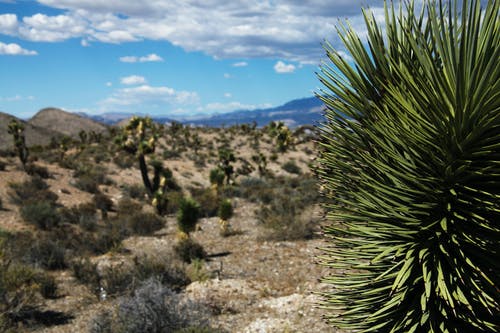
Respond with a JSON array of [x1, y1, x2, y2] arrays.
[[0, 97, 324, 331]]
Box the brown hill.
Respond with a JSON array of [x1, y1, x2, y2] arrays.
[[0, 111, 62, 150], [29, 107, 107, 138]]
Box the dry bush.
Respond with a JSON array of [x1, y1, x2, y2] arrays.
[[90, 278, 213, 333]]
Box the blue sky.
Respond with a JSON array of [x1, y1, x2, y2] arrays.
[[0, 0, 386, 119]]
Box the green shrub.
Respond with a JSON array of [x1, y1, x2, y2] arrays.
[[126, 212, 164, 236], [217, 199, 233, 221], [9, 177, 58, 205], [191, 187, 218, 217], [174, 238, 206, 263], [35, 272, 58, 299], [25, 163, 51, 179], [209, 168, 225, 187], [281, 160, 301, 175], [27, 238, 66, 270], [123, 183, 147, 201], [177, 198, 200, 235], [94, 192, 113, 220], [20, 201, 60, 230], [317, 1, 500, 331], [71, 258, 99, 292], [60, 202, 98, 231]]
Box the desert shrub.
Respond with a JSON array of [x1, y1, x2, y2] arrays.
[[116, 197, 143, 216], [0, 239, 58, 329], [59, 202, 98, 231], [191, 187, 218, 217], [73, 164, 110, 193], [209, 168, 225, 187], [281, 160, 301, 175], [100, 263, 136, 297], [175, 327, 224, 333], [165, 190, 184, 215], [113, 152, 135, 169], [217, 199, 233, 221], [94, 192, 113, 220], [27, 238, 66, 270], [317, 1, 500, 331], [174, 238, 206, 264], [177, 198, 200, 235], [25, 163, 51, 179], [122, 183, 147, 201], [35, 272, 58, 299], [185, 259, 209, 283], [20, 201, 60, 230], [0, 159, 6, 171], [90, 278, 211, 333], [126, 212, 164, 236], [133, 255, 189, 290], [9, 176, 58, 205], [74, 175, 99, 193], [243, 176, 320, 240], [71, 258, 100, 292], [257, 195, 316, 241]]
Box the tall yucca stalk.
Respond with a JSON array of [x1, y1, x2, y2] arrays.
[[317, 1, 499, 332]]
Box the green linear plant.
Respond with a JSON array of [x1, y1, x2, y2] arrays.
[[117, 117, 170, 215], [317, 0, 499, 332]]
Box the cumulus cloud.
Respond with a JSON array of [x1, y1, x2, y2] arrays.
[[100, 84, 199, 112], [3, 0, 389, 63], [119, 53, 163, 63], [0, 41, 37, 55], [0, 13, 18, 34], [120, 75, 147, 85], [274, 60, 296, 73]]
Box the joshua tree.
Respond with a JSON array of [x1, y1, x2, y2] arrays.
[[267, 121, 293, 152], [118, 117, 170, 215], [217, 148, 236, 184], [252, 153, 268, 178], [317, 1, 499, 332], [7, 119, 29, 170]]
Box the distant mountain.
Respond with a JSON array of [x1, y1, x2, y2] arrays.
[[0, 111, 62, 150], [77, 96, 324, 127], [182, 96, 324, 128], [30, 108, 107, 137]]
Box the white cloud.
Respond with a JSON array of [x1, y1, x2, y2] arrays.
[[100, 84, 199, 110], [274, 60, 296, 73], [119, 53, 163, 63], [0, 41, 37, 55], [224, 92, 232, 98], [6, 1, 388, 63], [19, 13, 86, 41], [0, 13, 18, 34], [120, 75, 147, 85], [106, 81, 112, 87], [223, 73, 232, 79], [81, 39, 90, 47], [232, 61, 248, 67]]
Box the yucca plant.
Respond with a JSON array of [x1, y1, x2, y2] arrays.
[[317, 1, 499, 332]]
